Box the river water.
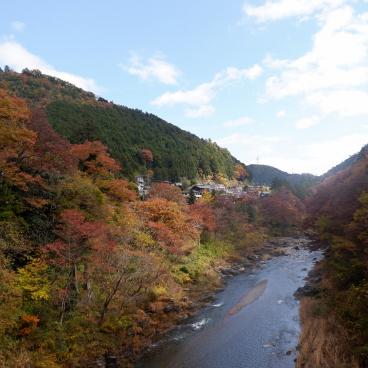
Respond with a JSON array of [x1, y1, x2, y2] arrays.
[[136, 238, 322, 368]]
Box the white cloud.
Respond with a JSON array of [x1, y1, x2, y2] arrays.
[[123, 53, 180, 85], [243, 0, 345, 22], [223, 116, 253, 127], [306, 90, 368, 117], [151, 64, 262, 118], [300, 134, 368, 174], [11, 21, 25, 32], [185, 105, 215, 118], [263, 5, 368, 118], [0, 40, 100, 92], [276, 110, 286, 118], [295, 115, 320, 129]]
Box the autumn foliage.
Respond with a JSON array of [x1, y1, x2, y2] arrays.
[[0, 89, 294, 367], [304, 151, 368, 366]]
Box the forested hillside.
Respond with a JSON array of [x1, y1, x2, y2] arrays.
[[0, 68, 240, 181], [0, 89, 305, 367], [247, 164, 319, 198], [297, 147, 368, 368]]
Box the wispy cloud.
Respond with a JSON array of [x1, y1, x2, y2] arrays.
[[262, 5, 368, 118], [151, 64, 262, 118], [185, 105, 215, 118], [11, 21, 26, 32], [223, 116, 253, 128], [295, 115, 320, 129], [276, 110, 286, 118], [122, 52, 181, 85], [243, 0, 345, 22], [0, 39, 100, 93]]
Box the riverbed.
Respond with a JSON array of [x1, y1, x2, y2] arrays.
[[136, 237, 322, 368]]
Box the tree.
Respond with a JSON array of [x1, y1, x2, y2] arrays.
[[0, 255, 22, 339], [71, 141, 121, 178], [44, 209, 110, 321], [27, 109, 77, 175], [260, 188, 305, 232], [350, 192, 368, 248], [98, 178, 137, 202], [89, 248, 164, 325], [148, 182, 185, 205], [139, 149, 153, 166], [138, 198, 198, 253], [188, 189, 196, 205], [234, 164, 249, 181], [17, 258, 50, 301]]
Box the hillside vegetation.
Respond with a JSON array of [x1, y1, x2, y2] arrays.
[[297, 147, 368, 367], [0, 86, 308, 367], [0, 68, 240, 181]]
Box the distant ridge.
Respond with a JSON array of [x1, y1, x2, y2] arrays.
[[246, 164, 319, 198], [247, 164, 318, 186]]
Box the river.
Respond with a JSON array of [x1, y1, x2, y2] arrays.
[[136, 237, 322, 368]]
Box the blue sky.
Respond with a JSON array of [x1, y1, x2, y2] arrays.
[[1, 0, 368, 175]]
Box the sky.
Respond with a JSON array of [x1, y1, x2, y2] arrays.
[[1, 0, 368, 175]]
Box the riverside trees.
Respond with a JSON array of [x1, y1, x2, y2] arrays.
[[0, 88, 306, 367]]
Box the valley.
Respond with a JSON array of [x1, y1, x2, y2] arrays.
[[0, 69, 367, 368]]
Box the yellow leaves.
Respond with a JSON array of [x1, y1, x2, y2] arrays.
[[234, 163, 249, 181], [24, 197, 49, 208], [198, 191, 214, 204], [150, 285, 167, 299], [17, 258, 50, 301], [133, 231, 156, 248], [0, 256, 22, 334]]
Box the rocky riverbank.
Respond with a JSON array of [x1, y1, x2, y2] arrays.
[[136, 235, 322, 368], [112, 235, 313, 368]]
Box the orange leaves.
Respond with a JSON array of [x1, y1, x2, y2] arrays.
[[0, 90, 39, 192], [148, 182, 185, 205], [190, 201, 217, 233], [98, 178, 137, 202], [19, 314, 40, 336], [138, 198, 199, 253], [71, 141, 121, 178], [234, 164, 249, 181], [139, 198, 185, 228], [0, 89, 30, 124], [44, 209, 109, 267]]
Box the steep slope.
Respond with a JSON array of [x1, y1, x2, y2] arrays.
[[322, 144, 368, 178], [0, 68, 241, 181], [297, 140, 368, 368], [307, 146, 368, 229]]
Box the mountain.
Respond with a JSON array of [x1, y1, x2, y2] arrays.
[[322, 144, 368, 178], [308, 144, 368, 227], [247, 164, 319, 197], [0, 68, 241, 181], [248, 143, 368, 198]]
